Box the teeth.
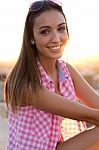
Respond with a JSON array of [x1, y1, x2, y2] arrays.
[[50, 46, 60, 50]]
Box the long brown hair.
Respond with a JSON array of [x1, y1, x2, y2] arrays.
[[5, 0, 69, 113]]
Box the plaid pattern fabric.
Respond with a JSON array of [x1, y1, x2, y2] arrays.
[[57, 60, 87, 141], [7, 60, 87, 150]]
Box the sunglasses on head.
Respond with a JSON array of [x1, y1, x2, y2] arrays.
[[29, 0, 62, 12]]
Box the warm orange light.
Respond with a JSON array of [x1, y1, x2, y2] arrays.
[[0, 0, 99, 67]]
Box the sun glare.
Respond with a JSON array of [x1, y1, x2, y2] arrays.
[[0, 50, 20, 64], [0, 0, 99, 66]]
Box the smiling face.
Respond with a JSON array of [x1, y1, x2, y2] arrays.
[[32, 9, 68, 62]]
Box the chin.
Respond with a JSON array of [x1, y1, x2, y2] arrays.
[[53, 55, 62, 60], [47, 52, 63, 60], [56, 53, 63, 59]]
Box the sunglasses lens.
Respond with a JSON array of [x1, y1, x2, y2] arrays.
[[29, 1, 44, 12], [29, 0, 62, 12]]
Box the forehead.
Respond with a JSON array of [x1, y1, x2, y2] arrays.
[[33, 10, 66, 28]]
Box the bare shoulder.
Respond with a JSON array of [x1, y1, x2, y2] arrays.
[[66, 63, 81, 81]]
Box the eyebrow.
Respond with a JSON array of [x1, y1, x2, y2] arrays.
[[39, 23, 67, 30]]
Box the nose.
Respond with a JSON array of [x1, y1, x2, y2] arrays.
[[51, 31, 60, 43]]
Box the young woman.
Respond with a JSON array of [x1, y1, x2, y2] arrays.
[[5, 0, 99, 149]]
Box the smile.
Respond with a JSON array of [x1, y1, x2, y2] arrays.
[[49, 46, 61, 51]]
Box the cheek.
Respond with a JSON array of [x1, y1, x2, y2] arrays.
[[35, 38, 47, 53], [62, 35, 68, 46], [35, 35, 48, 48], [64, 33, 69, 43], [36, 39, 46, 48]]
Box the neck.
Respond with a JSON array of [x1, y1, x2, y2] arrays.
[[38, 57, 59, 94], [38, 57, 57, 78]]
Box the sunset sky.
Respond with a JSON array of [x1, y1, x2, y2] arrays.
[[0, 0, 99, 66]]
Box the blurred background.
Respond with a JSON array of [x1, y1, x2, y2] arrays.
[[0, 0, 99, 96], [0, 0, 99, 149]]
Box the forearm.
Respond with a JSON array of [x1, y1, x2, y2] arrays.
[[57, 99, 99, 126], [36, 88, 99, 125], [56, 126, 99, 150]]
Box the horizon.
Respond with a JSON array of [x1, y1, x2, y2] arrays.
[[0, 55, 99, 69], [0, 0, 99, 70]]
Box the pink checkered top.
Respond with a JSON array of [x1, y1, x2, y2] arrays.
[[7, 60, 87, 150]]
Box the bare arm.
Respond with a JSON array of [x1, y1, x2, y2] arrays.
[[28, 87, 99, 126], [67, 63, 99, 108]]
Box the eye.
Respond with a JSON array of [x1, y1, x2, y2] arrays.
[[40, 29, 50, 35], [58, 26, 66, 32]]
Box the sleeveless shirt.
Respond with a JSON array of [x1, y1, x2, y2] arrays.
[[7, 60, 87, 150]]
